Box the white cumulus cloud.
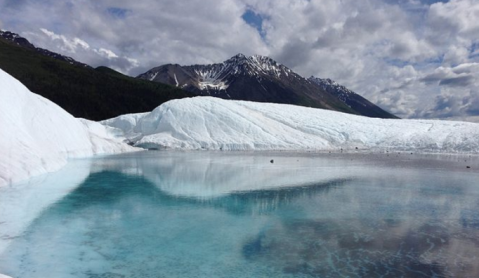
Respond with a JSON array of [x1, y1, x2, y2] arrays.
[[0, 0, 478, 121]]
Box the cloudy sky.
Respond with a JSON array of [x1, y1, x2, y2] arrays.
[[1, 0, 478, 121]]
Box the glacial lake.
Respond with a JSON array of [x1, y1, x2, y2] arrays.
[[1, 151, 479, 278]]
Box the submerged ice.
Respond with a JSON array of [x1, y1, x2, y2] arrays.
[[1, 152, 479, 278]]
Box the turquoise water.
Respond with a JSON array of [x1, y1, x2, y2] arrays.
[[1, 151, 479, 277]]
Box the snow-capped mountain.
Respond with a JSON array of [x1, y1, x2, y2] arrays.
[[138, 54, 295, 90], [138, 54, 396, 118], [0, 30, 90, 68], [138, 54, 357, 116], [308, 76, 398, 119]]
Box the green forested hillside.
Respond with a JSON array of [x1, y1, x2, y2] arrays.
[[0, 37, 193, 120]]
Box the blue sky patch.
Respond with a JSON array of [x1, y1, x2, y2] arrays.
[[107, 7, 130, 19], [242, 9, 266, 39], [384, 0, 448, 5], [470, 42, 479, 57], [383, 57, 410, 68]]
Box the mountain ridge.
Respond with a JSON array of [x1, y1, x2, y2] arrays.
[[0, 30, 91, 68], [1, 29, 397, 119], [0, 30, 192, 120], [138, 54, 397, 118], [308, 76, 398, 119]]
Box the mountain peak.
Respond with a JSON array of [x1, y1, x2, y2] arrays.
[[224, 53, 249, 65], [137, 55, 397, 119], [226, 54, 276, 66], [0, 30, 35, 49], [250, 54, 273, 61], [220, 53, 290, 79], [232, 53, 247, 59]]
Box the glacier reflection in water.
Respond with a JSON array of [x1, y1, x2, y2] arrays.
[[1, 151, 479, 277]]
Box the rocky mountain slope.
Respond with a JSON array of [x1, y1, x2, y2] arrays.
[[308, 77, 398, 118], [0, 30, 192, 120], [138, 54, 396, 118], [0, 30, 90, 68]]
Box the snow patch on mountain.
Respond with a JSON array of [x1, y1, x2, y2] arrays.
[[137, 54, 397, 118], [191, 54, 286, 90], [309, 76, 355, 105], [147, 54, 296, 91], [0, 69, 137, 186], [249, 54, 291, 77], [149, 72, 158, 81], [198, 80, 229, 91], [219, 53, 292, 78], [103, 97, 479, 153]]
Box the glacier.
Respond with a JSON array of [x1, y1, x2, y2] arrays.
[[103, 96, 479, 153], [0, 69, 137, 187]]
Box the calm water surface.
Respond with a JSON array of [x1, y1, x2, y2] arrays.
[[1, 151, 479, 278]]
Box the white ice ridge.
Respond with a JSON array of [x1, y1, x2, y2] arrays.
[[103, 96, 479, 153], [0, 274, 13, 278], [0, 69, 137, 186]]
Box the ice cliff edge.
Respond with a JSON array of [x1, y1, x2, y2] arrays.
[[0, 69, 137, 186], [103, 97, 479, 153]]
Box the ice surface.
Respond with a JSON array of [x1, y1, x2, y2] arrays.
[[100, 112, 148, 142], [103, 97, 479, 153], [0, 69, 137, 186]]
